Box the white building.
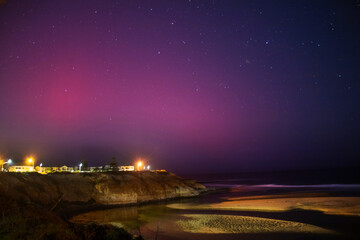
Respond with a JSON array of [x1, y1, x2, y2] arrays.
[[119, 166, 134, 171], [9, 166, 34, 172]]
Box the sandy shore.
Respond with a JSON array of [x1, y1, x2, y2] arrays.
[[167, 194, 360, 216], [71, 192, 360, 240], [176, 214, 333, 234], [141, 213, 339, 240]]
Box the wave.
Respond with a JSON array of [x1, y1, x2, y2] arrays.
[[204, 183, 360, 189], [248, 184, 360, 188]]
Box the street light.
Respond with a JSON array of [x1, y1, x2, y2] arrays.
[[1, 159, 12, 171], [79, 163, 83, 172], [137, 161, 143, 171], [28, 157, 34, 171], [40, 163, 43, 173]]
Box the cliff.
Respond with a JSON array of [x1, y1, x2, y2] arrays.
[[0, 171, 206, 239], [0, 171, 206, 207]]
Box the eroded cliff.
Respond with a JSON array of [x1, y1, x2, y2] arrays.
[[0, 171, 206, 207], [0, 171, 206, 239]]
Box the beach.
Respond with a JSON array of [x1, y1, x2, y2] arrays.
[[71, 176, 360, 240]]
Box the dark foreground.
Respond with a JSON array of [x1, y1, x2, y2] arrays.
[[0, 171, 206, 239]]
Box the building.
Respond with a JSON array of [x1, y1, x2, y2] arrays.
[[59, 166, 74, 172], [35, 166, 47, 174], [89, 166, 102, 172], [120, 166, 134, 171], [9, 166, 34, 172], [103, 165, 111, 171]]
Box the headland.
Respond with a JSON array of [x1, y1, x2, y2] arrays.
[[0, 171, 207, 239]]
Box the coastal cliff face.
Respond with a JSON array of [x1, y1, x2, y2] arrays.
[[0, 171, 206, 239], [0, 171, 206, 207]]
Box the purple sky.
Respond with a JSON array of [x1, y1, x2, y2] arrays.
[[0, 0, 359, 173]]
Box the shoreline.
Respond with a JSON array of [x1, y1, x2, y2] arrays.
[[59, 188, 217, 220], [70, 187, 360, 240], [0, 171, 207, 239], [71, 202, 360, 240], [2, 171, 360, 239]]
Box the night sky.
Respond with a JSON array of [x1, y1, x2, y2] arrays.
[[0, 0, 359, 173]]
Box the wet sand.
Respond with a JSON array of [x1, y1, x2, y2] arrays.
[[71, 192, 360, 240], [141, 214, 341, 240], [167, 194, 360, 216], [176, 214, 333, 234]]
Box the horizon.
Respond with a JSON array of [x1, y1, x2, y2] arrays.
[[1, 0, 359, 174]]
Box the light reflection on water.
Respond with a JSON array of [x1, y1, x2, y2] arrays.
[[71, 201, 185, 233], [70, 184, 360, 239]]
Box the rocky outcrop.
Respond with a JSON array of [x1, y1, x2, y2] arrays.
[[0, 171, 206, 208], [0, 171, 206, 239]]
